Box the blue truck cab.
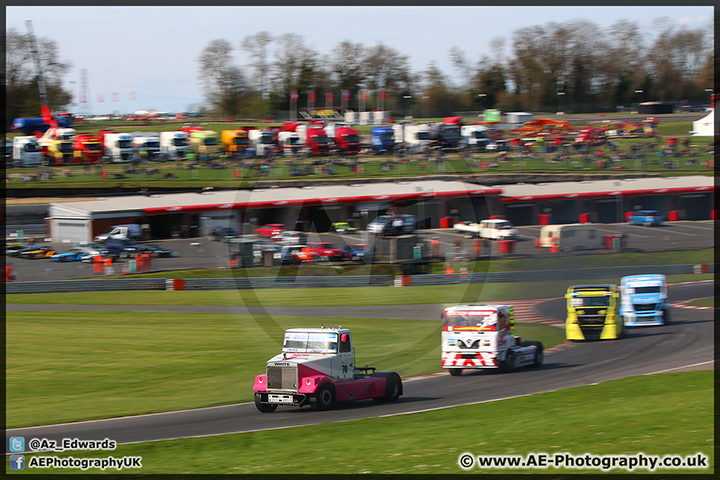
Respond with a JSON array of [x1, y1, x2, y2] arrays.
[[619, 274, 670, 326], [370, 126, 395, 154]]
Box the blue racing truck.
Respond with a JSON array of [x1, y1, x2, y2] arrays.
[[619, 274, 670, 326], [370, 126, 395, 154]]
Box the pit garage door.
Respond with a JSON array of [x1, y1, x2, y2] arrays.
[[50, 219, 93, 243]]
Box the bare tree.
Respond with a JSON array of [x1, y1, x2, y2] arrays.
[[197, 39, 248, 116], [361, 42, 413, 110], [241, 31, 273, 98], [270, 33, 324, 106], [329, 40, 366, 108], [6, 27, 71, 125]]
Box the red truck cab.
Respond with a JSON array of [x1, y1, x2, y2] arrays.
[[73, 134, 103, 164]]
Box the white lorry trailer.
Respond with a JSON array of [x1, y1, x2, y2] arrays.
[[441, 304, 543, 376], [253, 326, 402, 412]]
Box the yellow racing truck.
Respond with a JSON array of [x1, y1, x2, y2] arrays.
[[565, 284, 623, 341]]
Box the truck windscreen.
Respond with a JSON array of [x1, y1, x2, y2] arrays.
[[630, 286, 661, 294], [283, 332, 338, 353], [443, 314, 493, 327], [572, 296, 610, 307]]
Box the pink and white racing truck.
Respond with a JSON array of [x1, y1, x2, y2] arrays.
[[253, 326, 403, 412], [441, 304, 543, 376]]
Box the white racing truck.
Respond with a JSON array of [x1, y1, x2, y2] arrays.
[[253, 326, 403, 412], [441, 305, 543, 376]]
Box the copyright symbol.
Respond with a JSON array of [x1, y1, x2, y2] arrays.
[[459, 453, 475, 469], [29, 438, 41, 451]]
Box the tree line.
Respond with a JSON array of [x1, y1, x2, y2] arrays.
[[6, 17, 713, 125]]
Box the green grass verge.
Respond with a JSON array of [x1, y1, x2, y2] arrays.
[[6, 273, 713, 306], [686, 297, 715, 308], [6, 310, 566, 427], [11, 371, 713, 474]]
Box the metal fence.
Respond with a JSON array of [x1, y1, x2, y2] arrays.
[[5, 264, 712, 294]]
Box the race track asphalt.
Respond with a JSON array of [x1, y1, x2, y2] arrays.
[[5, 281, 713, 449]]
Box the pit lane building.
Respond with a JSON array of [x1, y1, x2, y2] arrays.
[[47, 176, 714, 243]]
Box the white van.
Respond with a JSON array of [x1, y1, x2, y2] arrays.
[[95, 224, 143, 242], [539, 224, 599, 251]]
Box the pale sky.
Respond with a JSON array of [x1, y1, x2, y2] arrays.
[[6, 5, 714, 115]]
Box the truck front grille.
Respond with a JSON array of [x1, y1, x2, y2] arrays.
[[267, 365, 298, 390], [577, 316, 605, 326], [457, 339, 480, 349], [633, 303, 658, 312]]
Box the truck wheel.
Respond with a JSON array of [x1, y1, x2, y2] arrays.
[[449, 368, 463, 376], [310, 384, 335, 411], [523, 341, 544, 368], [254, 394, 277, 413], [500, 351, 516, 373], [374, 372, 402, 403], [662, 308, 671, 325]]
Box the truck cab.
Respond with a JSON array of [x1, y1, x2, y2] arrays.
[[73, 134, 103, 164], [619, 274, 670, 326], [370, 126, 395, 154], [441, 305, 543, 376], [188, 129, 219, 154], [159, 131, 190, 159], [460, 125, 490, 152], [565, 284, 623, 340], [130, 132, 160, 159], [221, 129, 249, 154], [253, 326, 402, 412], [12, 136, 43, 167]]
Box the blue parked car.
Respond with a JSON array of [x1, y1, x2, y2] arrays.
[[628, 210, 663, 226]]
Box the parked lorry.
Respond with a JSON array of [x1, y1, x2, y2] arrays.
[[565, 284, 623, 341], [324, 123, 361, 155], [296, 124, 330, 156], [99, 130, 133, 163], [619, 274, 670, 326], [370, 125, 395, 154], [188, 129, 219, 153], [278, 131, 302, 157], [73, 134, 104, 164], [159, 131, 190, 159], [460, 125, 491, 152], [221, 129, 250, 154], [12, 136, 44, 167], [253, 326, 403, 412], [131, 132, 160, 159], [454, 218, 518, 240], [248, 128, 280, 157], [393, 123, 432, 152], [39, 127, 76, 165], [441, 304, 543, 376], [431, 117, 463, 150]]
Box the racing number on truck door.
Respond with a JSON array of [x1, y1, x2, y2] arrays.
[[337, 333, 352, 379]]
